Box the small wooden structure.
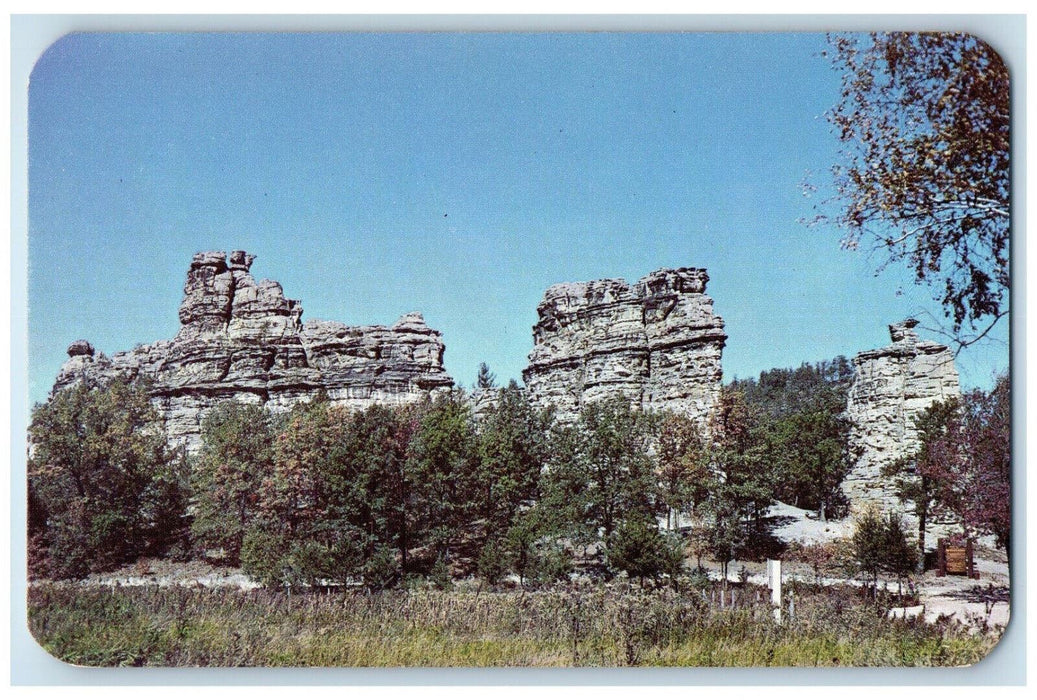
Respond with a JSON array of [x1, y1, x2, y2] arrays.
[[936, 538, 979, 578]]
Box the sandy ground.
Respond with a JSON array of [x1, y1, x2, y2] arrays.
[[760, 502, 1010, 632], [75, 501, 1010, 633]]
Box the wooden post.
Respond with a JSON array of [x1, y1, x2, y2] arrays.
[[767, 559, 782, 624], [967, 539, 978, 579], [937, 538, 947, 577]]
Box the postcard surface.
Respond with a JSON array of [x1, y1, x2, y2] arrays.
[[24, 30, 1010, 669]]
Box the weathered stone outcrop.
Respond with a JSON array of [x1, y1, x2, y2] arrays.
[[843, 319, 960, 513], [53, 251, 454, 451], [523, 268, 726, 426]]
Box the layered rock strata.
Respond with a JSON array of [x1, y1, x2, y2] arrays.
[[523, 268, 727, 427], [53, 251, 454, 451], [843, 319, 960, 513]]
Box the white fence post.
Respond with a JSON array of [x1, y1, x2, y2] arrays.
[[767, 559, 782, 624]]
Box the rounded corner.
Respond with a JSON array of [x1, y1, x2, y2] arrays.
[[23, 593, 87, 669], [962, 604, 1013, 669], [957, 31, 1011, 83], [28, 32, 85, 87]]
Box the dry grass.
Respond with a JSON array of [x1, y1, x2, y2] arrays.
[[27, 582, 999, 667]]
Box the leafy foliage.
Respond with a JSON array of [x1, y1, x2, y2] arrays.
[[190, 401, 274, 564], [540, 397, 661, 543], [730, 357, 853, 422], [851, 507, 917, 594], [474, 381, 552, 535], [959, 375, 1011, 552], [407, 391, 479, 561], [242, 399, 366, 587], [815, 32, 1010, 344], [656, 412, 709, 527], [28, 379, 180, 578], [608, 517, 684, 584], [731, 358, 854, 517], [885, 374, 1011, 562], [758, 410, 851, 519], [692, 388, 769, 580]]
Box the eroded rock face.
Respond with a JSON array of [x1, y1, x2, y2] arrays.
[[844, 319, 960, 513], [52, 251, 454, 451], [522, 268, 727, 427]]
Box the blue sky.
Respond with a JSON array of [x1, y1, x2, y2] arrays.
[[27, 31, 1010, 404]]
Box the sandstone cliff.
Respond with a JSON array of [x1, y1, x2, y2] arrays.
[[522, 268, 727, 426], [53, 251, 454, 451], [843, 319, 960, 513]]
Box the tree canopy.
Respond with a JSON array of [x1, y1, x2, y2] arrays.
[[28, 379, 182, 578], [815, 32, 1010, 347]]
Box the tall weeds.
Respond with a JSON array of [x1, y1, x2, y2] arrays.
[[27, 583, 998, 667]]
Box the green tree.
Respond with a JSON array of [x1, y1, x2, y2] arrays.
[[883, 398, 960, 571], [730, 358, 854, 517], [240, 400, 420, 589], [730, 357, 853, 422], [710, 388, 772, 535], [815, 32, 1009, 347], [608, 516, 685, 586], [887, 375, 1011, 566], [695, 483, 747, 584], [28, 379, 175, 578], [541, 397, 660, 543], [475, 362, 497, 389], [475, 380, 552, 535], [693, 387, 772, 578], [334, 404, 412, 572], [191, 401, 273, 564], [144, 450, 193, 560], [407, 391, 479, 564], [242, 398, 365, 587], [960, 375, 1011, 554], [656, 412, 709, 528], [761, 409, 851, 520], [851, 506, 916, 596]]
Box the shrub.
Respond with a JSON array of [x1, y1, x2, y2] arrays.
[[477, 538, 510, 585], [608, 518, 685, 585], [363, 546, 401, 591], [529, 544, 573, 585], [851, 506, 917, 596]]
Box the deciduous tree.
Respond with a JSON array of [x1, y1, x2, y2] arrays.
[[191, 401, 273, 564], [814, 32, 1009, 348], [407, 391, 479, 563], [541, 397, 660, 543], [28, 379, 176, 577]]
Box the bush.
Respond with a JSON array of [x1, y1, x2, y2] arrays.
[[241, 529, 363, 589], [477, 538, 510, 585], [363, 546, 401, 591], [608, 518, 685, 584], [529, 544, 573, 585], [851, 506, 917, 595], [429, 557, 453, 590]]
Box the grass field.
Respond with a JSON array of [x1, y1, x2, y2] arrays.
[[26, 582, 1000, 667]]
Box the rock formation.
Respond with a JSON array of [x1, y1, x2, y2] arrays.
[[843, 319, 960, 513], [523, 268, 727, 427], [52, 251, 454, 451]]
